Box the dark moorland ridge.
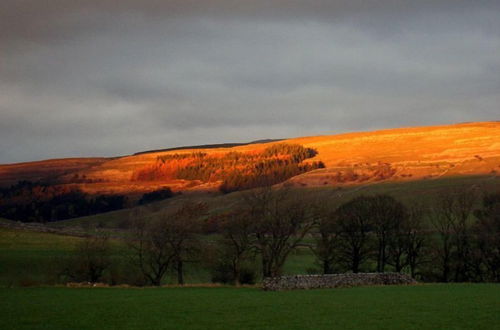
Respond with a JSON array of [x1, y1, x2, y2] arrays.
[[133, 139, 284, 155]]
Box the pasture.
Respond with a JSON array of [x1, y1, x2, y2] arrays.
[[0, 227, 315, 287], [1, 284, 499, 329]]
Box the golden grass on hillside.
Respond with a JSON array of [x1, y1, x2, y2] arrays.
[[1, 121, 498, 194]]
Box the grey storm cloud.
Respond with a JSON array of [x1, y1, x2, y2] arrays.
[[1, 0, 499, 163]]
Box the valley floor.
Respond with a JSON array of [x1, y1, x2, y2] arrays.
[[1, 284, 499, 329]]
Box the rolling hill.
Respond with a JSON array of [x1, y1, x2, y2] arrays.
[[0, 121, 498, 198]]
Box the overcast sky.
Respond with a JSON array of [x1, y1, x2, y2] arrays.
[[1, 1, 499, 163]]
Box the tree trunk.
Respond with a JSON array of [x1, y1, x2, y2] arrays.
[[233, 259, 241, 286], [410, 263, 416, 278], [352, 251, 360, 273], [395, 260, 402, 273], [381, 246, 386, 273], [377, 239, 386, 273], [323, 260, 332, 274], [177, 259, 184, 285], [442, 253, 450, 283], [262, 256, 271, 278]]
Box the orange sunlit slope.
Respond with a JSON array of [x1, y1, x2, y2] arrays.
[[1, 121, 498, 195]]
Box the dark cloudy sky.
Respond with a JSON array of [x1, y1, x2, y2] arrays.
[[1, 1, 499, 163]]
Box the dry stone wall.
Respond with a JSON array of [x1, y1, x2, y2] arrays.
[[262, 273, 417, 291]]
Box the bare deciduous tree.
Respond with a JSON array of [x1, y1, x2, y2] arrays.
[[217, 211, 256, 285], [310, 204, 340, 274], [245, 187, 314, 278], [430, 188, 477, 282], [334, 196, 373, 273], [165, 202, 207, 285], [473, 192, 500, 282], [386, 204, 428, 276], [129, 203, 207, 286], [370, 195, 407, 272], [405, 206, 429, 278], [63, 233, 111, 283], [129, 216, 175, 286]]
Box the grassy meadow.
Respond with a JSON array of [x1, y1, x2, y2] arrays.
[[2, 226, 498, 329], [0, 227, 82, 286], [1, 284, 499, 329], [0, 226, 316, 287]]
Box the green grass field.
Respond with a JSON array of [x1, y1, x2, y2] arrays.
[[0, 227, 317, 286], [1, 228, 498, 329], [1, 284, 499, 329], [0, 227, 82, 286]]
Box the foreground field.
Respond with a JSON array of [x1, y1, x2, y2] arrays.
[[1, 284, 499, 329]]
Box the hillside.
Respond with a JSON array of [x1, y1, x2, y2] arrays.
[[41, 174, 498, 231], [0, 158, 109, 187], [0, 121, 498, 198], [287, 121, 500, 187]]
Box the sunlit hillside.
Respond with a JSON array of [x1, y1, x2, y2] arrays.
[[0, 121, 498, 196]]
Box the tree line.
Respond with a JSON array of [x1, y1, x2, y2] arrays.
[[0, 182, 174, 222], [0, 188, 127, 222], [65, 187, 500, 286], [132, 144, 325, 192]]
